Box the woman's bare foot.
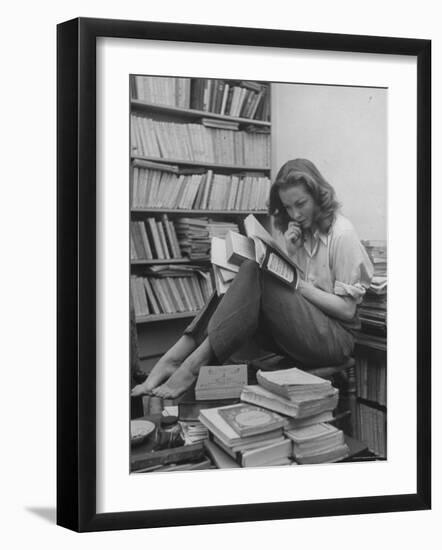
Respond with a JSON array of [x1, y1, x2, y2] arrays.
[[131, 360, 179, 396], [130, 335, 197, 396], [153, 364, 197, 399], [153, 337, 214, 399]]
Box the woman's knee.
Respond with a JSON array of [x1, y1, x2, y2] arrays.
[[238, 259, 260, 277]]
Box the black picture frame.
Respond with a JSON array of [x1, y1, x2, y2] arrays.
[[57, 17, 431, 532]]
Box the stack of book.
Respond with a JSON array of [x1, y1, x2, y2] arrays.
[[242, 368, 339, 422], [130, 116, 271, 167], [178, 364, 246, 426], [173, 218, 238, 260], [355, 353, 386, 408], [131, 160, 179, 208], [352, 241, 388, 458], [357, 402, 386, 458], [285, 423, 349, 464], [189, 79, 270, 120], [241, 367, 348, 464], [131, 77, 270, 122], [190, 171, 270, 211], [362, 240, 387, 277], [356, 240, 387, 351], [132, 76, 192, 107], [130, 265, 213, 318], [131, 163, 270, 211], [199, 403, 291, 467], [179, 421, 209, 445], [130, 215, 182, 260], [207, 220, 240, 239], [175, 218, 211, 260]]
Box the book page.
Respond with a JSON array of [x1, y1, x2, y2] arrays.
[[244, 214, 280, 250], [253, 237, 266, 264], [266, 252, 294, 283], [213, 265, 231, 295], [245, 215, 304, 275]]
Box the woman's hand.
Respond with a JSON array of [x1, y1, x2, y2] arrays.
[[284, 222, 303, 249]]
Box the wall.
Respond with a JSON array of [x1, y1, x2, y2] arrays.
[[272, 84, 387, 241]]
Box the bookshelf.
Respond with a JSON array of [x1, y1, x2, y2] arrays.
[[130, 76, 272, 372], [353, 241, 387, 459], [354, 344, 387, 459], [132, 209, 267, 215], [131, 156, 270, 172], [136, 311, 199, 324], [131, 100, 272, 127]]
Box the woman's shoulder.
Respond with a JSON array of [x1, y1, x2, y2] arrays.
[[330, 213, 358, 238]]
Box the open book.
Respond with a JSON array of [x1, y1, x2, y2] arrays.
[[211, 214, 300, 292]]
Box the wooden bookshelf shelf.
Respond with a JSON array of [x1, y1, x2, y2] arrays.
[[131, 208, 268, 216], [131, 155, 271, 173], [131, 258, 192, 265], [130, 257, 210, 265], [136, 311, 200, 324], [356, 397, 387, 412], [131, 99, 271, 127]]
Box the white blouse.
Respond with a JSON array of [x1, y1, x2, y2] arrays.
[[286, 213, 374, 304]]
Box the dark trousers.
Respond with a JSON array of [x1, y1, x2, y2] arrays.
[[184, 260, 354, 368]]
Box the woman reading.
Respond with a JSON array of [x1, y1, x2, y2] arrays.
[[132, 158, 373, 399]]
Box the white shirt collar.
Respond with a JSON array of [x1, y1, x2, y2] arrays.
[[302, 228, 329, 257]]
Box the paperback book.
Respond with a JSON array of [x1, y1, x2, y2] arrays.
[[240, 384, 339, 419], [198, 405, 284, 448], [256, 367, 333, 400], [285, 423, 349, 464], [195, 364, 248, 400], [217, 403, 286, 437], [211, 215, 301, 293]]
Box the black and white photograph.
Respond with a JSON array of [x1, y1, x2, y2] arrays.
[[0, 0, 438, 543], [54, 15, 431, 533], [128, 75, 388, 473]]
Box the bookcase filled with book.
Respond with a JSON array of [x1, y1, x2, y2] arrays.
[[130, 75, 272, 373], [353, 240, 387, 459]]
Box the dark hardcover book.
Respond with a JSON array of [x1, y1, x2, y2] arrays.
[[214, 81, 226, 113], [190, 78, 204, 110], [209, 79, 219, 112], [131, 443, 205, 472]]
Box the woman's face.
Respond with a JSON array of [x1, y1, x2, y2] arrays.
[[278, 184, 317, 231]]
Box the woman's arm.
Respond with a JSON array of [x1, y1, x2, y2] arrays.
[[297, 279, 357, 322]]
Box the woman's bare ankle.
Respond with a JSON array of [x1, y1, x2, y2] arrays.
[[162, 335, 197, 365]]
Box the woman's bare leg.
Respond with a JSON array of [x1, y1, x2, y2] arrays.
[[130, 334, 198, 396], [133, 262, 261, 399], [152, 337, 214, 399]]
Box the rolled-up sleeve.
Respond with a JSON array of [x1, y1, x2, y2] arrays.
[[331, 229, 374, 303]]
